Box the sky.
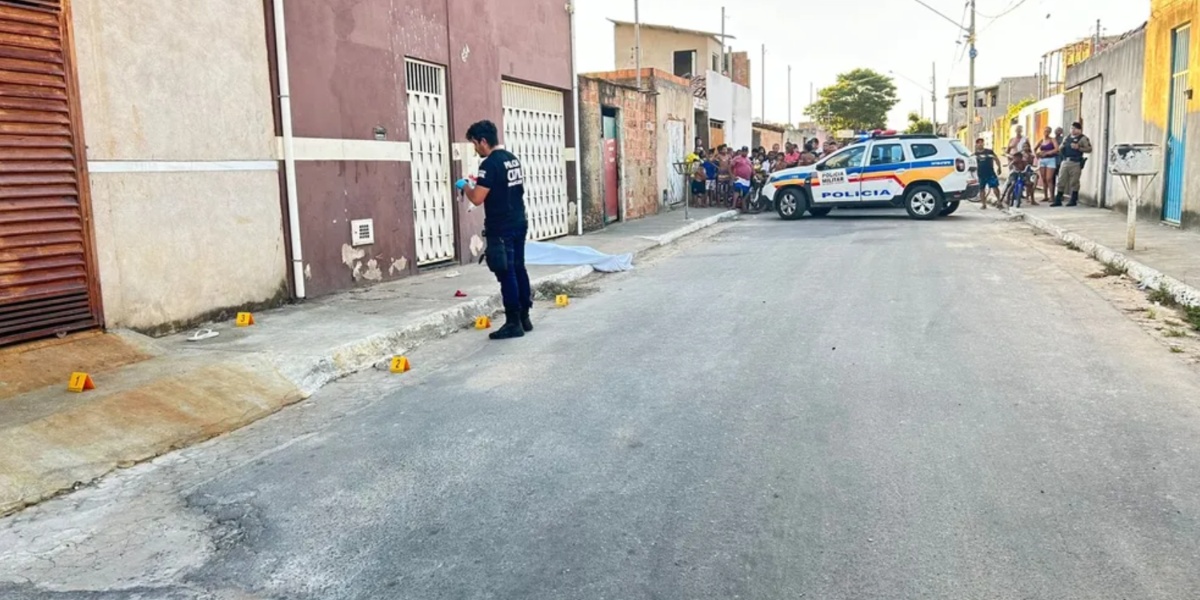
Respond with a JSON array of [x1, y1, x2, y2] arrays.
[[576, 0, 1151, 130]]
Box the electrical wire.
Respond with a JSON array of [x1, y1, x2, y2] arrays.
[[977, 0, 1030, 21]]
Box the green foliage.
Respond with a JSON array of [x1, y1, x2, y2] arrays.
[[905, 112, 934, 134], [805, 69, 900, 132], [1183, 304, 1200, 331], [1005, 97, 1036, 123]]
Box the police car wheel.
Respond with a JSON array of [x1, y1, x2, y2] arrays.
[[905, 185, 944, 220], [808, 207, 832, 217], [939, 201, 960, 216], [776, 188, 806, 220]]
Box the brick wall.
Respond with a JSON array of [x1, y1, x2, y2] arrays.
[[731, 51, 750, 88], [578, 76, 660, 230]]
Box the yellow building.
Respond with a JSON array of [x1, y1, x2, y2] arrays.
[[1145, 0, 1199, 226]]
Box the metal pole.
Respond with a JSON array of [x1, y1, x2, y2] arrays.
[[966, 0, 976, 145], [569, 0, 584, 236], [1127, 175, 1139, 250], [1095, 19, 1101, 54], [634, 0, 641, 90], [761, 44, 766, 122], [788, 65, 792, 125], [931, 62, 937, 135], [719, 7, 726, 75]]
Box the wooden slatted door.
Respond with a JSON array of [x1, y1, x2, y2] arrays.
[[0, 0, 101, 345]]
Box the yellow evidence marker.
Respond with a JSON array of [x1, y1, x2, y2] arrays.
[[390, 356, 411, 373], [67, 372, 95, 393], [475, 315, 492, 329], [555, 294, 570, 307], [235, 312, 255, 327]]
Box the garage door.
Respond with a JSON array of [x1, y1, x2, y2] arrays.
[[0, 0, 101, 346], [501, 81, 568, 240]]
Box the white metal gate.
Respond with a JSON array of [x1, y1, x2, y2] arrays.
[[666, 119, 686, 205], [406, 59, 455, 265], [501, 82, 569, 240]]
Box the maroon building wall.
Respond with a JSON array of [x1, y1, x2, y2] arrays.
[[280, 0, 574, 297]]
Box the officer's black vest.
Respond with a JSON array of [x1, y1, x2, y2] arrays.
[[1062, 135, 1085, 160]]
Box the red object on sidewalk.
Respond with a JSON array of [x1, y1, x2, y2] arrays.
[[454, 290, 466, 298]]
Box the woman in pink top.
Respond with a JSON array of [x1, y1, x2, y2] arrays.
[[731, 148, 754, 210]]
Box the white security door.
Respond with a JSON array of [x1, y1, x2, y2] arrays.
[[666, 119, 686, 204], [406, 59, 455, 265], [501, 82, 569, 240]]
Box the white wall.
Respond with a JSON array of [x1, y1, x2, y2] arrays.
[[706, 69, 732, 123], [1017, 94, 1065, 137], [705, 70, 752, 149], [731, 83, 753, 149]]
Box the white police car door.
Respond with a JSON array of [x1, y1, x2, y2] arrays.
[[812, 144, 867, 203], [860, 142, 908, 202]]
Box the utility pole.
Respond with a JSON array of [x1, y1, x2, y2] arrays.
[[634, 0, 641, 90], [1095, 19, 1102, 53], [761, 43, 766, 122], [966, 0, 976, 145], [787, 65, 792, 125], [719, 7, 726, 75], [931, 62, 938, 135]]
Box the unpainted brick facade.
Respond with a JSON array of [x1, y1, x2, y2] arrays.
[[578, 76, 659, 231], [730, 51, 751, 89]]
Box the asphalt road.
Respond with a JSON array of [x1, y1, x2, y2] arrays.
[[4, 209, 1200, 599]]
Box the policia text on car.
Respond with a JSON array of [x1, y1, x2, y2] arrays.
[[457, 120, 534, 340]]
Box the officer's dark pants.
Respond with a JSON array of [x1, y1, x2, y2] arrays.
[[486, 228, 532, 311]]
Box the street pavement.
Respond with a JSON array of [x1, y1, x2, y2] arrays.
[[3, 209, 1200, 599]]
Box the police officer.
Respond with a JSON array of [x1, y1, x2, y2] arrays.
[[456, 120, 532, 340], [1053, 121, 1092, 207]]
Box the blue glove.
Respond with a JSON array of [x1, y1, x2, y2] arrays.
[[455, 178, 469, 191]]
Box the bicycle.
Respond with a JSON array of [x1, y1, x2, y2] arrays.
[[1001, 169, 1038, 208]]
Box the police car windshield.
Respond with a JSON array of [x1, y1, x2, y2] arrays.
[[821, 145, 866, 170]]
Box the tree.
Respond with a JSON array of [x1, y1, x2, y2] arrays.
[[804, 69, 899, 132], [905, 112, 933, 134]]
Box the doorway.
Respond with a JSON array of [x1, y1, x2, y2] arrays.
[[1163, 24, 1190, 225], [1102, 90, 1117, 208], [601, 107, 620, 224]]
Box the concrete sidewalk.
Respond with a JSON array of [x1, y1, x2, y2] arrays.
[[0, 208, 735, 515], [1004, 203, 1200, 307]]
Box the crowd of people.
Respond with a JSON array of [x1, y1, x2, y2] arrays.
[[975, 122, 1092, 210], [687, 137, 842, 211]]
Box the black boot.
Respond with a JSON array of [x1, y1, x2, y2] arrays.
[[520, 307, 533, 332], [489, 306, 525, 340], [1067, 192, 1078, 207], [1050, 192, 1063, 207]]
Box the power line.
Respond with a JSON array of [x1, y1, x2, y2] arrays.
[[977, 0, 1029, 21]]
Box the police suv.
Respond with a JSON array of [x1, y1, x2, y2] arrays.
[[762, 134, 979, 220]]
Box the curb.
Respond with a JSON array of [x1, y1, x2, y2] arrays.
[[282, 210, 737, 394], [0, 210, 739, 516], [1011, 208, 1200, 309]]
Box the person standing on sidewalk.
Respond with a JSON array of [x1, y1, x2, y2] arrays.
[[457, 120, 532, 340], [1052, 122, 1092, 207], [974, 137, 1003, 209]]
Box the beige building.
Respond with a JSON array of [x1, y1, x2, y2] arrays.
[[610, 19, 731, 79], [73, 0, 287, 332]]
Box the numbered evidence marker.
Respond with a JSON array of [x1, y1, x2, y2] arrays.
[[235, 312, 255, 327], [475, 315, 491, 329], [390, 356, 411, 373], [555, 294, 570, 307], [67, 372, 95, 393]]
